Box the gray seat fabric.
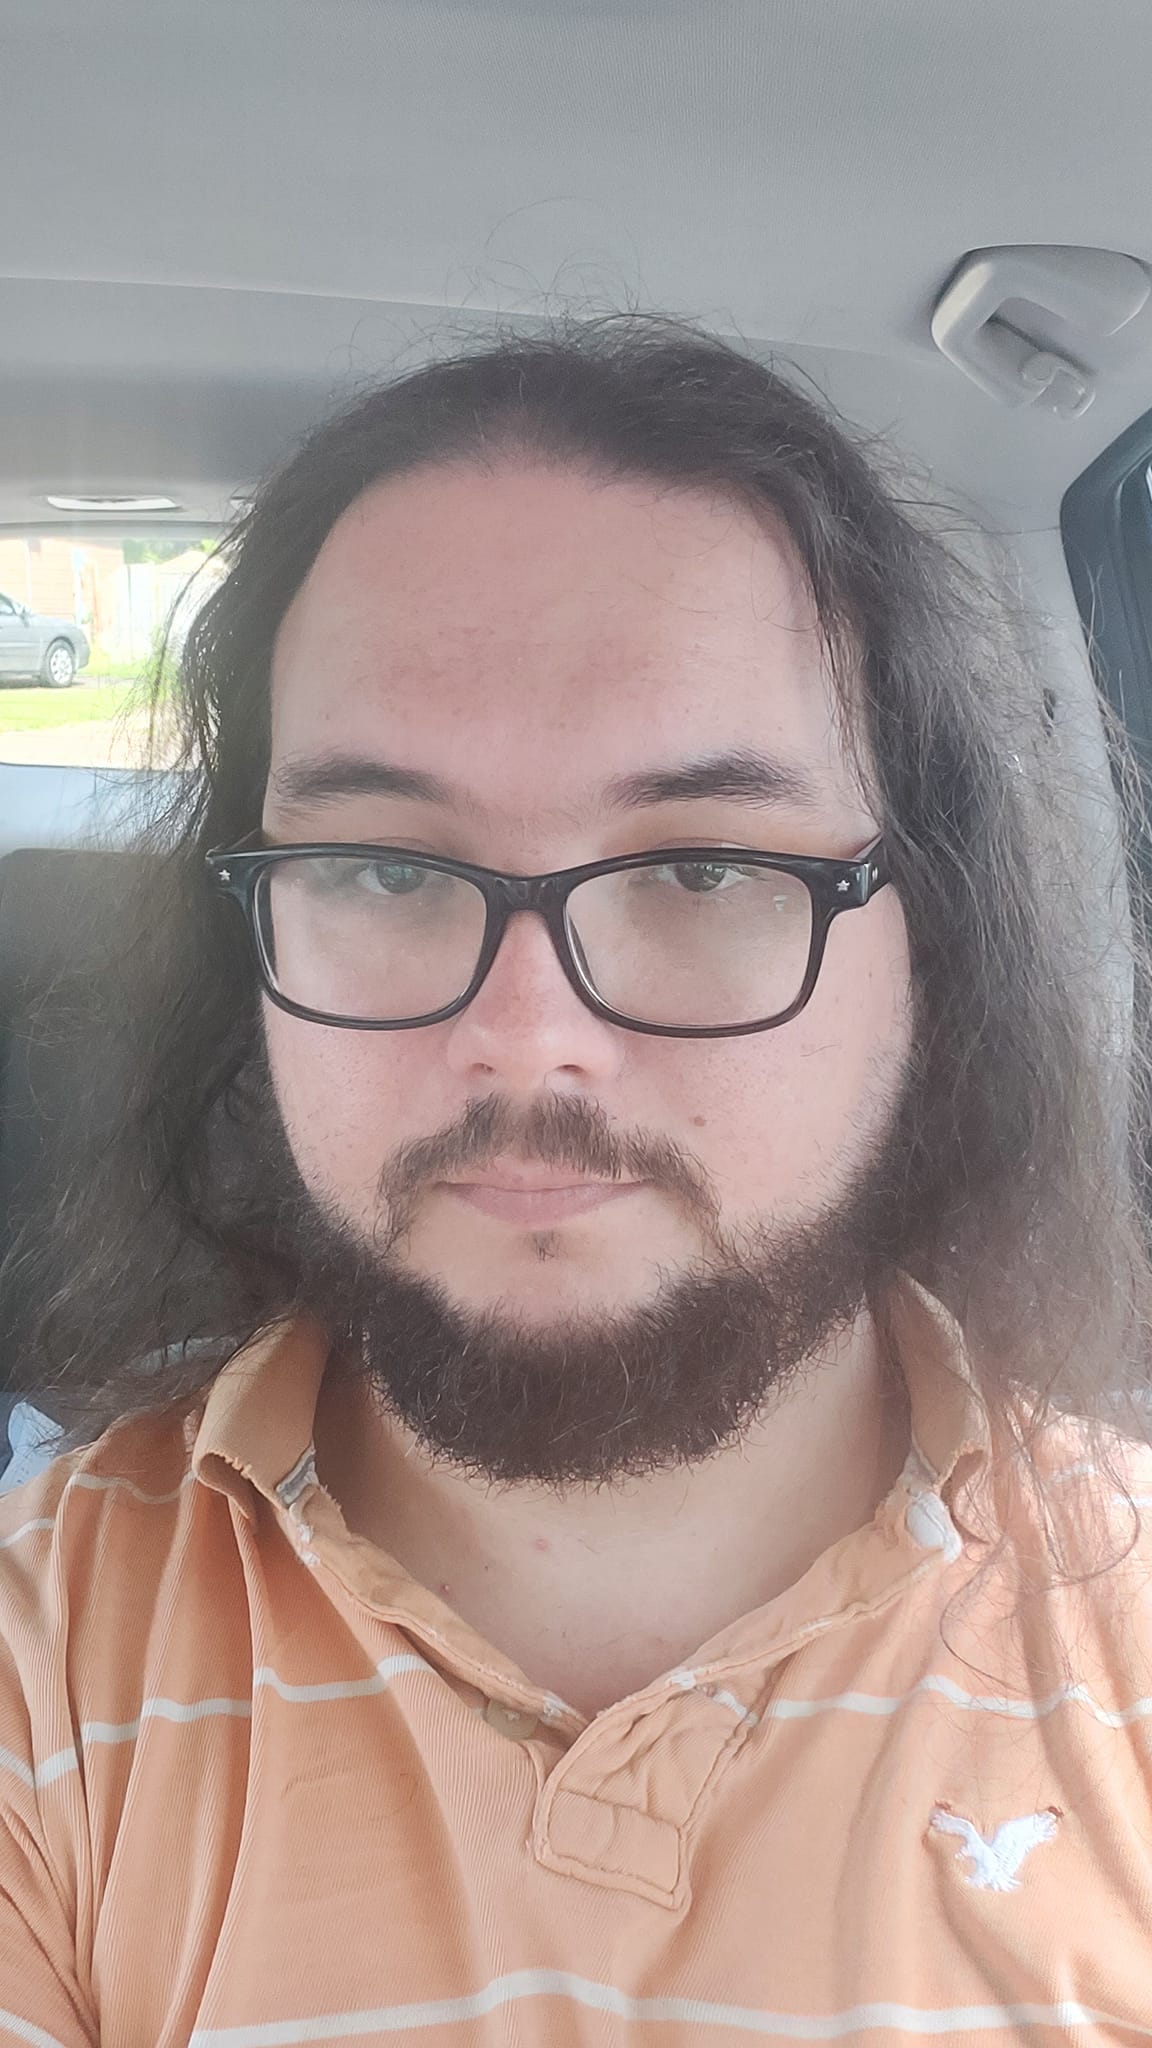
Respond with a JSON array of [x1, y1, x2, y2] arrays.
[[0, 848, 143, 1397], [0, 848, 249, 1426]]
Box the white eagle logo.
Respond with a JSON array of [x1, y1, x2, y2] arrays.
[[928, 1803, 1062, 1892]]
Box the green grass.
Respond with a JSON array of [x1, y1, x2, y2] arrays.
[[0, 680, 146, 733], [83, 650, 149, 682]]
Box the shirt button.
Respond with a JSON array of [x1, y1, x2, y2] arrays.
[[483, 1699, 539, 1741], [906, 1489, 961, 1557]]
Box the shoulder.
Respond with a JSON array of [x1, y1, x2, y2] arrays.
[[0, 1404, 223, 2012], [991, 1413, 1152, 1682], [1037, 1412, 1152, 1555], [0, 1401, 210, 1672]]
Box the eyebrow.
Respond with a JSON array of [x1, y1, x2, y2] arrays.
[[604, 749, 822, 812], [269, 747, 823, 817]]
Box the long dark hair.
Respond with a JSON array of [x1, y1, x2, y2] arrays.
[[7, 314, 1152, 1554]]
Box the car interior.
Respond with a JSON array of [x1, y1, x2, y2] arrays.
[[3, 0, 1152, 1476]]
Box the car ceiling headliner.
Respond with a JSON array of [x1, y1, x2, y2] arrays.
[[2, 0, 1152, 531]]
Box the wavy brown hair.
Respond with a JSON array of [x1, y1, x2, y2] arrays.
[[6, 314, 1152, 1565]]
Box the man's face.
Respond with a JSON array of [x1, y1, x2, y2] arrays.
[[261, 460, 915, 1484]]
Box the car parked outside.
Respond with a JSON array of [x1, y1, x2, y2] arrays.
[[0, 593, 90, 687]]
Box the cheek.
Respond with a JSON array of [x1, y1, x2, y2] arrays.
[[688, 900, 913, 1208], [794, 899, 914, 1164], [262, 1004, 415, 1222]]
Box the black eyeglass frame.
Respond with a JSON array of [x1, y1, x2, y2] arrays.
[[205, 832, 890, 1040]]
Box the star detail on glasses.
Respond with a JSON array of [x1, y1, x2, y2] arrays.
[[836, 878, 850, 893]]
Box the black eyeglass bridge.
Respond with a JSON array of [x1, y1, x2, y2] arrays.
[[206, 831, 890, 1040]]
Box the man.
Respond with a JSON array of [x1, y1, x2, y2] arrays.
[[3, 317, 1152, 2042]]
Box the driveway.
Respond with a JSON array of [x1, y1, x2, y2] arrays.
[[0, 710, 175, 768]]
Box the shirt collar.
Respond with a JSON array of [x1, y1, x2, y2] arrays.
[[192, 1312, 331, 1521], [191, 1274, 993, 1532]]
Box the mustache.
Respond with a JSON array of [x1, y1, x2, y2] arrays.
[[378, 1093, 722, 1236]]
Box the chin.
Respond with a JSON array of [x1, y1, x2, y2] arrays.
[[406, 1251, 657, 1325], [405, 1212, 673, 1293]]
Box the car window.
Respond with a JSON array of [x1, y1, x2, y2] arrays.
[[0, 530, 220, 770], [1063, 408, 1152, 806]]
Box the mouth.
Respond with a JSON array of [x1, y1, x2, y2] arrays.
[[435, 1162, 647, 1225]]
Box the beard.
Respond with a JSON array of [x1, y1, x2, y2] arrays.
[[266, 1059, 923, 1496]]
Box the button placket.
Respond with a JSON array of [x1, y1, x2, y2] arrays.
[[531, 1680, 759, 1906]]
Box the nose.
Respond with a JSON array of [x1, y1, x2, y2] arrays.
[[441, 907, 626, 1093]]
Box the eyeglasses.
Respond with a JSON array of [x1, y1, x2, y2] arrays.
[[206, 833, 890, 1039]]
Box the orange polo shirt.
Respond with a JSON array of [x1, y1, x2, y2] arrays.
[[2, 1279, 1152, 2046]]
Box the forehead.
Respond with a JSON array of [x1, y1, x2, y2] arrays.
[[269, 460, 860, 817]]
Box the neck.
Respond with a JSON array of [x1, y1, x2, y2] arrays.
[[313, 1306, 911, 1721]]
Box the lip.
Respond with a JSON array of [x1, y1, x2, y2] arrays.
[[436, 1174, 645, 1224], [444, 1160, 636, 1193]]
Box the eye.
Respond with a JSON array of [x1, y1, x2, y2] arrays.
[[305, 856, 432, 897], [649, 860, 751, 894], [355, 860, 428, 896]]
